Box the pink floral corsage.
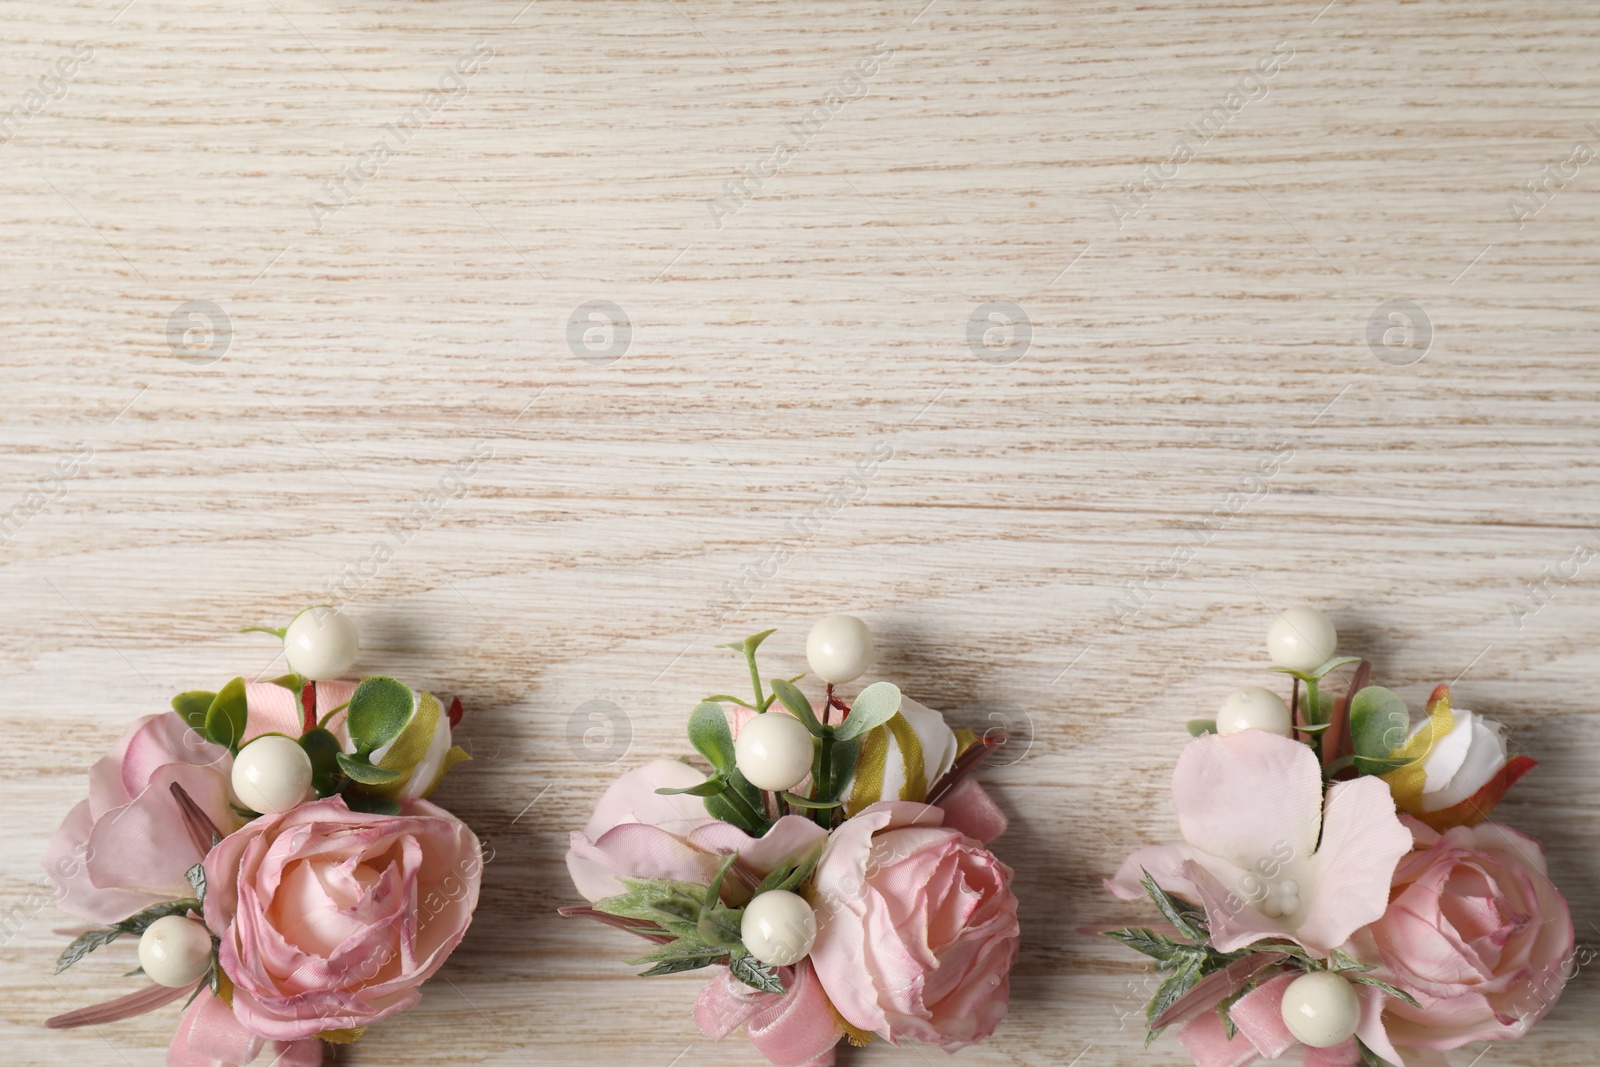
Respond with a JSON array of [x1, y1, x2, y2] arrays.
[[1102, 606, 1573, 1067], [43, 607, 483, 1067], [562, 616, 1020, 1066]]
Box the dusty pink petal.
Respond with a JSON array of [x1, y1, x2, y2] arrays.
[[567, 823, 727, 902], [1228, 972, 1297, 1060], [86, 763, 230, 899], [1105, 843, 1208, 902], [1303, 1040, 1362, 1067], [168, 988, 264, 1066], [1183, 860, 1288, 954], [1178, 1007, 1260, 1067], [43, 799, 159, 924], [686, 814, 829, 889], [584, 759, 717, 839], [122, 713, 222, 796], [1174, 731, 1323, 870], [1296, 776, 1412, 955]]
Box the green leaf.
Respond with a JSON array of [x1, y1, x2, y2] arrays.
[[770, 679, 825, 736], [267, 672, 306, 694], [704, 853, 739, 911], [346, 676, 415, 755], [1349, 686, 1411, 775], [728, 953, 785, 994], [716, 629, 777, 657], [185, 863, 207, 905], [1140, 869, 1205, 943], [204, 677, 250, 751], [825, 736, 860, 802], [117, 898, 199, 934], [833, 681, 902, 741], [687, 701, 737, 773], [336, 752, 404, 785], [299, 727, 345, 797], [782, 792, 843, 810], [1347, 974, 1421, 1008], [1102, 927, 1185, 962], [596, 879, 712, 925], [1268, 656, 1362, 683], [639, 956, 723, 978], [1356, 1037, 1387, 1067], [1186, 719, 1216, 737], [1146, 954, 1202, 1033], [343, 793, 403, 816], [656, 777, 728, 798], [55, 927, 125, 974], [1329, 948, 1373, 973], [705, 768, 770, 837], [172, 691, 216, 732], [755, 844, 824, 896]]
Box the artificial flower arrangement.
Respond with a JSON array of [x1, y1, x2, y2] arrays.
[[1102, 606, 1573, 1067], [42, 607, 483, 1067], [563, 615, 1020, 1066]]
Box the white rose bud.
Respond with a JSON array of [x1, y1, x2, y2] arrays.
[[1407, 707, 1508, 811]]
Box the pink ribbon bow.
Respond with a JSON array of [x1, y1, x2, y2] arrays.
[[694, 959, 841, 1067], [168, 989, 322, 1067]]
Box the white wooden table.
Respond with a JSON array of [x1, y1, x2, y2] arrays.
[[2, 1, 1597, 1064]]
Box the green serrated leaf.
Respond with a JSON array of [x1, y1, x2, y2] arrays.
[[1346, 974, 1421, 1008], [55, 927, 125, 974], [205, 678, 250, 751], [656, 777, 729, 798], [728, 953, 785, 994], [1329, 948, 1373, 973], [833, 681, 902, 741], [687, 701, 737, 773], [770, 679, 825, 736], [1103, 927, 1184, 961], [118, 898, 200, 934], [638, 957, 723, 978], [185, 863, 207, 904], [596, 879, 711, 925], [1146, 954, 1202, 1032], [1186, 719, 1216, 737], [336, 752, 405, 785], [298, 727, 344, 797], [1140, 869, 1203, 943], [346, 676, 415, 755], [172, 691, 216, 732], [629, 937, 729, 966], [755, 844, 824, 896], [1349, 686, 1411, 775]]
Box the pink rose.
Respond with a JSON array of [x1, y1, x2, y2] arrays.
[[203, 796, 481, 1041], [809, 801, 1019, 1050], [44, 712, 234, 924], [1356, 818, 1574, 1060]]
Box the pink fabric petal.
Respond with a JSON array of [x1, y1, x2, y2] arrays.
[[168, 989, 264, 1067], [936, 779, 1007, 844], [1178, 1007, 1261, 1067], [566, 823, 727, 902], [85, 763, 229, 899], [1228, 972, 1297, 1061], [686, 815, 828, 878], [1105, 843, 1208, 902], [1297, 776, 1412, 955], [242, 683, 302, 744], [584, 759, 718, 839], [270, 1041, 324, 1067], [1181, 860, 1287, 954], [1173, 732, 1323, 871], [1304, 1040, 1361, 1067], [695, 961, 841, 1067], [43, 799, 159, 924]]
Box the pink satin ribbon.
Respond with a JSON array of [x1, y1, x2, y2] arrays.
[[1178, 974, 1360, 1067], [694, 959, 841, 1067], [168, 990, 322, 1067]]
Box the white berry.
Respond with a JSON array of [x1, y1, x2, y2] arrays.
[[283, 606, 359, 681], [1267, 606, 1338, 673], [231, 734, 314, 815], [805, 614, 875, 685], [138, 915, 213, 988], [1216, 687, 1293, 737], [1280, 971, 1360, 1048], [741, 889, 817, 967], [734, 713, 815, 792]]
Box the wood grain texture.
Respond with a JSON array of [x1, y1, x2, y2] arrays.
[[1, 0, 1597, 1064]]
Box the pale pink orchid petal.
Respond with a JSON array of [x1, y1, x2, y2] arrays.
[[566, 823, 728, 903], [1173, 731, 1323, 870], [686, 815, 829, 878], [1105, 843, 1209, 902], [1182, 860, 1287, 954], [42, 800, 156, 925], [84, 762, 230, 898], [584, 759, 717, 840], [1294, 776, 1413, 955]]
